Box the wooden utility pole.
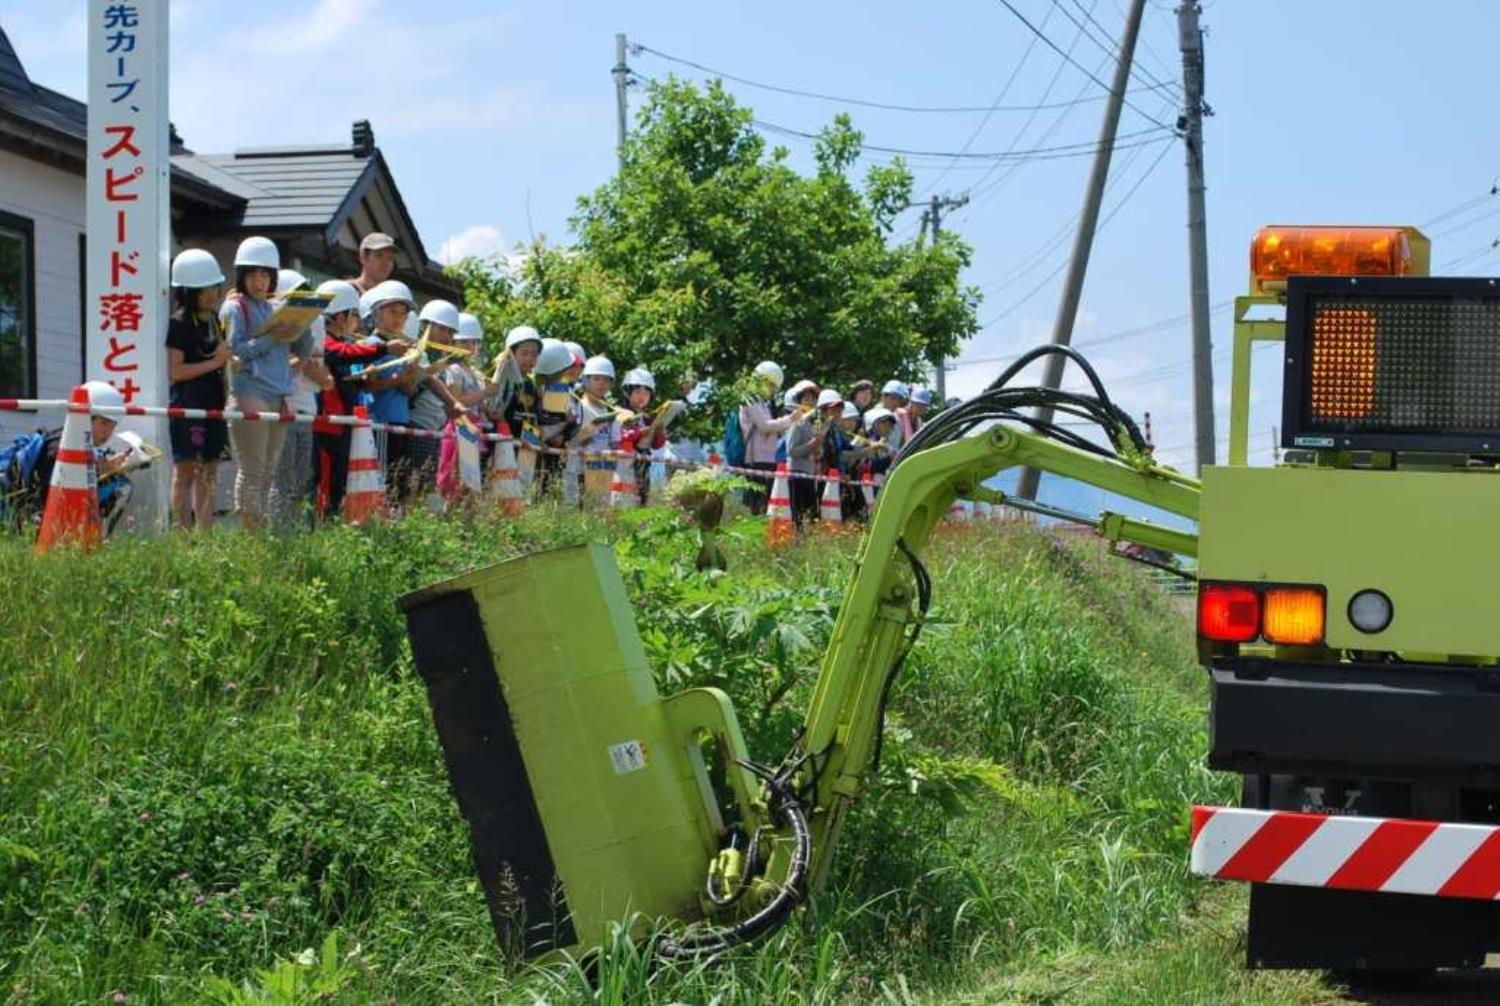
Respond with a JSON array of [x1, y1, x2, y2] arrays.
[[1016, 0, 1148, 500]]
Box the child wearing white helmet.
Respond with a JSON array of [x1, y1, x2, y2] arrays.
[[403, 300, 469, 503], [166, 248, 230, 531], [354, 280, 423, 507], [310, 280, 375, 518], [617, 367, 667, 507], [571, 355, 618, 507], [526, 338, 581, 499], [267, 271, 335, 529], [221, 235, 315, 529]]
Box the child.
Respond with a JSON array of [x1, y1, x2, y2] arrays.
[[616, 367, 668, 506], [221, 236, 313, 530], [572, 355, 618, 508], [165, 248, 230, 531], [354, 280, 423, 508], [782, 381, 824, 526], [527, 339, 578, 499], [310, 280, 374, 518]]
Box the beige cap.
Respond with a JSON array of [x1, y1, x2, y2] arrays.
[[359, 232, 397, 253]]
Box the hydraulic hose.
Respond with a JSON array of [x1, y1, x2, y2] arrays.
[[656, 766, 812, 960]]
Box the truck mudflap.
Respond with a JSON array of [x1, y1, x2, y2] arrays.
[[1191, 806, 1500, 899]]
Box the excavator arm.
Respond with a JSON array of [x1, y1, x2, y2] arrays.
[[402, 382, 1201, 963]]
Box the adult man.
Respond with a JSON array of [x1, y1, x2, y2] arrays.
[[346, 232, 398, 295]]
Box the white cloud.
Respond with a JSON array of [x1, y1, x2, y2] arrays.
[[437, 224, 510, 265], [241, 0, 376, 55]]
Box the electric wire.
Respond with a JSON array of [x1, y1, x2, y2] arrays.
[[1053, 0, 1183, 99], [628, 41, 1175, 115], [993, 0, 1175, 129], [977, 133, 1176, 328], [751, 119, 1172, 162]]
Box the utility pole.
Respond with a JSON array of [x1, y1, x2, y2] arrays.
[[1178, 2, 1215, 472], [613, 33, 630, 173], [1015, 0, 1147, 500], [926, 191, 968, 402]]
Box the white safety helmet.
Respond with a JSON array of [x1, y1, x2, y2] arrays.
[[403, 310, 420, 340], [233, 235, 280, 270], [782, 389, 799, 411], [170, 248, 224, 289], [274, 269, 309, 297], [366, 279, 417, 312], [841, 401, 861, 420], [753, 360, 785, 391], [909, 387, 933, 406], [816, 388, 843, 410], [788, 379, 819, 401], [316, 279, 361, 316], [582, 355, 616, 380], [535, 338, 575, 376], [564, 341, 587, 367], [456, 312, 484, 342], [505, 325, 543, 352], [622, 367, 656, 391], [864, 406, 896, 429], [418, 299, 462, 332], [881, 380, 909, 401], [81, 380, 124, 420]]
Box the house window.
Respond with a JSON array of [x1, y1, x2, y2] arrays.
[[0, 211, 35, 398]]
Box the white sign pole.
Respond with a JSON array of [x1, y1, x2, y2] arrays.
[[85, 0, 171, 532]]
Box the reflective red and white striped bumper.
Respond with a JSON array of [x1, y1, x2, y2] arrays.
[[1190, 806, 1500, 900]]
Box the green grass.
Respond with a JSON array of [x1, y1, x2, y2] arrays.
[[0, 509, 1342, 1004]]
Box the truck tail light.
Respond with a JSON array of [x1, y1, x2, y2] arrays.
[[1198, 584, 1261, 643], [1262, 587, 1326, 645]]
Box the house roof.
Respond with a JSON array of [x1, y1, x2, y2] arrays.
[[0, 27, 454, 293]]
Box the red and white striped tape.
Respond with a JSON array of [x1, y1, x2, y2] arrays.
[[0, 397, 872, 485], [1190, 806, 1500, 901]]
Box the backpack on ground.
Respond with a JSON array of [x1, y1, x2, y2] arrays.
[[0, 428, 61, 529], [723, 408, 747, 468]]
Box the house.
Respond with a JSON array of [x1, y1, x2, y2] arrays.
[[0, 25, 459, 438]]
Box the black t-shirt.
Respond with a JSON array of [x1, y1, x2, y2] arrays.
[[165, 312, 227, 410]]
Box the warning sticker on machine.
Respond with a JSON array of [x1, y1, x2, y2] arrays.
[[608, 740, 650, 775]]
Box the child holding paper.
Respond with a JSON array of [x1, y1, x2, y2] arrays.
[[220, 236, 312, 529]]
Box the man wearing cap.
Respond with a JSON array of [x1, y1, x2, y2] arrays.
[[347, 233, 398, 295], [899, 387, 932, 445]]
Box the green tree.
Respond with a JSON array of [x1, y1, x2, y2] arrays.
[[451, 77, 980, 403]]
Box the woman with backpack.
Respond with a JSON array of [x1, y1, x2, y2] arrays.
[[220, 236, 313, 530], [165, 249, 232, 530]]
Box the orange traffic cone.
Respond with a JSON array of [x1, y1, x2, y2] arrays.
[[36, 385, 101, 554], [609, 452, 637, 510], [819, 468, 843, 531], [488, 422, 524, 517], [343, 406, 385, 525], [708, 451, 724, 475], [765, 462, 795, 549]]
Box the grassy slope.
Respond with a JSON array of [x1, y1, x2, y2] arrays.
[[0, 510, 1342, 1004]]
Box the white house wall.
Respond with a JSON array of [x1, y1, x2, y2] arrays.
[[0, 146, 82, 440]]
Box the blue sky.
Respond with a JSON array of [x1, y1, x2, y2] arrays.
[[4, 0, 1499, 490]]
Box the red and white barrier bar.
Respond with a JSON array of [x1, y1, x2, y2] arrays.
[[1190, 806, 1500, 901]]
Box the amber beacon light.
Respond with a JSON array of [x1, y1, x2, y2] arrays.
[[1250, 226, 1417, 294]]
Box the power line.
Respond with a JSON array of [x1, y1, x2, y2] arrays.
[[1419, 180, 1498, 229], [978, 133, 1177, 327], [1054, 0, 1183, 98], [916, 0, 1056, 198], [751, 119, 1171, 161], [950, 299, 1233, 367], [628, 41, 1175, 114], [994, 0, 1175, 129]]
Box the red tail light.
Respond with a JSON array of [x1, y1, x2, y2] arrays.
[[1198, 583, 1262, 643]]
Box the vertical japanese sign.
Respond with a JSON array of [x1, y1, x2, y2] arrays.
[[86, 0, 171, 530]]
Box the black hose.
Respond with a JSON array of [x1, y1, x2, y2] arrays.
[[656, 765, 812, 960]]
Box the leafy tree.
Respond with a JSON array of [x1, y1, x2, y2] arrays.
[[451, 78, 980, 405]]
